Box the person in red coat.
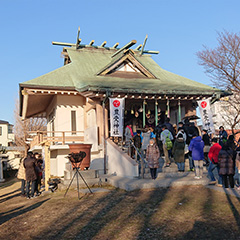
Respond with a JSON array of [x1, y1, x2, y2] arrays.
[[208, 138, 222, 185]]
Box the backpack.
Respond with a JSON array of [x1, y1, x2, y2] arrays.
[[164, 132, 173, 150]]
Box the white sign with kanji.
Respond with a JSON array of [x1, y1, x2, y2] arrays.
[[109, 98, 125, 137], [197, 98, 215, 134]]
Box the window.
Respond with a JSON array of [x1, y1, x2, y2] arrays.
[[71, 111, 76, 134], [8, 125, 13, 134], [0, 127, 2, 136]]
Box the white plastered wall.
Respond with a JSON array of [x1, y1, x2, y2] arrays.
[[106, 139, 138, 178], [0, 124, 9, 147]]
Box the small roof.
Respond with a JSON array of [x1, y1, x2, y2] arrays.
[[20, 44, 221, 96], [0, 120, 10, 125]]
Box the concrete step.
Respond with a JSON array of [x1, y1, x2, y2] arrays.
[[64, 169, 99, 180], [106, 174, 210, 191], [63, 177, 101, 188]]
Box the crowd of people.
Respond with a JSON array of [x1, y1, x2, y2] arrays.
[[17, 152, 43, 199], [125, 120, 240, 188]]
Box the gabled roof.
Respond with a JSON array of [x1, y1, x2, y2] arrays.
[[20, 44, 220, 96]]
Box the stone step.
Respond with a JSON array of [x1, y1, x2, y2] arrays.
[[64, 169, 99, 180], [63, 177, 101, 188]]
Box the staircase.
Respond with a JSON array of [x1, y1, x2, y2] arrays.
[[138, 156, 208, 179]]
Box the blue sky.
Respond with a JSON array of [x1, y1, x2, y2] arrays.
[[0, 0, 240, 124]]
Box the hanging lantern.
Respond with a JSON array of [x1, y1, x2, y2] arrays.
[[148, 109, 151, 115], [138, 106, 143, 112]]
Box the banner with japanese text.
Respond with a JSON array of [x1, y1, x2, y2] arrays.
[[197, 99, 215, 134], [109, 98, 125, 137]]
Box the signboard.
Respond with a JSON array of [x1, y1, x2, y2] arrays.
[[109, 98, 125, 137], [197, 99, 215, 134]]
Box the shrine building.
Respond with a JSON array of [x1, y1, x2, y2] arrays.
[[19, 28, 226, 178]]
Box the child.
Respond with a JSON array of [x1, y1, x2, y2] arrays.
[[35, 158, 43, 196], [172, 133, 185, 172], [146, 139, 160, 180]]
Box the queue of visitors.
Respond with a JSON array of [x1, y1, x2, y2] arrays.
[[17, 152, 43, 199], [124, 119, 240, 188]]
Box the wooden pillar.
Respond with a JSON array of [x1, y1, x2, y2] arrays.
[[105, 108, 109, 138], [155, 100, 158, 126], [62, 132, 65, 145], [42, 141, 50, 192], [103, 101, 107, 174], [167, 99, 170, 118], [178, 100, 181, 122], [0, 156, 5, 183], [143, 100, 146, 127], [96, 103, 104, 144]]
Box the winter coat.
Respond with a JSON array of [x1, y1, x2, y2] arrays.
[[125, 126, 133, 141], [17, 158, 26, 180], [146, 144, 160, 168], [218, 149, 235, 175], [24, 156, 37, 181], [189, 136, 204, 161], [219, 130, 228, 146], [202, 133, 210, 146], [133, 135, 142, 149], [142, 132, 151, 150], [208, 143, 222, 164], [172, 138, 185, 163]]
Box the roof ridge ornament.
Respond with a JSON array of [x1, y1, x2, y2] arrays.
[[111, 40, 137, 58], [140, 35, 148, 55], [51, 27, 159, 54]]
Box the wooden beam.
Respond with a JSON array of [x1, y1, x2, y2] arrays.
[[89, 40, 95, 46], [76, 27, 80, 48], [135, 44, 142, 50], [111, 40, 137, 58], [113, 43, 119, 48], [142, 50, 159, 54], [101, 41, 107, 47], [52, 41, 75, 47], [21, 92, 29, 120], [140, 35, 148, 55]]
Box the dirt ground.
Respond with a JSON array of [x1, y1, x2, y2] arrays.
[[1, 179, 240, 240]]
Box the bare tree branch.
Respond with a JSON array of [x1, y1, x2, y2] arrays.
[[14, 99, 47, 157], [197, 31, 240, 135]]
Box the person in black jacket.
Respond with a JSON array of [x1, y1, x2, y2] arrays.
[[202, 129, 211, 166], [133, 130, 142, 160], [24, 151, 37, 199]]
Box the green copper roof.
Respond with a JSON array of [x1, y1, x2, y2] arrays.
[[20, 46, 219, 95]]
